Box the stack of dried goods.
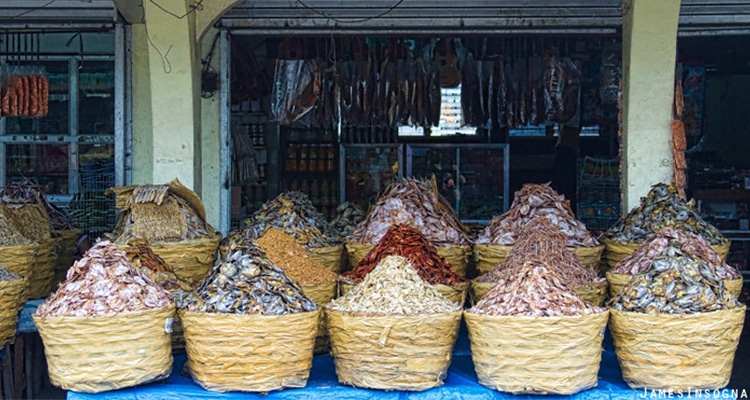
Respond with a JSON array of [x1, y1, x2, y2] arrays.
[[0, 208, 31, 247], [329, 202, 366, 240], [256, 228, 338, 288], [0, 267, 25, 347], [183, 243, 317, 315], [0, 208, 36, 304], [476, 183, 598, 247], [603, 183, 727, 246], [0, 72, 49, 117], [123, 238, 191, 293]]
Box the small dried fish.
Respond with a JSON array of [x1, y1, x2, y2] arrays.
[[476, 183, 598, 247], [470, 259, 604, 317], [1, 178, 75, 230], [327, 255, 461, 316], [35, 241, 173, 317], [123, 238, 192, 292], [330, 202, 366, 241], [183, 242, 317, 315], [0, 266, 22, 282], [0, 208, 31, 246], [343, 224, 466, 286], [346, 178, 470, 246], [256, 228, 338, 285], [603, 183, 726, 245]]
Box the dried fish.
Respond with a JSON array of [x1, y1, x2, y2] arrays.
[[1, 178, 75, 230], [35, 241, 173, 317], [123, 238, 192, 292], [330, 202, 366, 241], [183, 242, 317, 315], [346, 177, 470, 246], [477, 216, 604, 288], [476, 183, 599, 247], [343, 224, 465, 286], [470, 259, 604, 317], [0, 208, 31, 246], [327, 255, 461, 316], [603, 183, 726, 245], [0, 267, 22, 282], [611, 228, 741, 279], [236, 191, 339, 249], [256, 228, 338, 285]]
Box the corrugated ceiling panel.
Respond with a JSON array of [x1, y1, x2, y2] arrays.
[[0, 0, 116, 25]]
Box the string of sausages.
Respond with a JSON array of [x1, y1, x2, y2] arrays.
[[0, 74, 49, 117]]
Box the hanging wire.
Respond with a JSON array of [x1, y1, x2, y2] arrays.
[[295, 0, 406, 24]]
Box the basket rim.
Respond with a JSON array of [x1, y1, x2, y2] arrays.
[[463, 308, 610, 321], [608, 305, 746, 319], [33, 303, 176, 321], [325, 308, 463, 319], [179, 308, 321, 319], [473, 243, 605, 250]]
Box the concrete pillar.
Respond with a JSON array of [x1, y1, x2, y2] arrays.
[[621, 0, 682, 212], [200, 28, 223, 229], [130, 23, 153, 185]]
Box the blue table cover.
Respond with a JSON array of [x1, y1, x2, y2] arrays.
[[17, 299, 45, 334]]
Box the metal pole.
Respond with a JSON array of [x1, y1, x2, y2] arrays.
[[69, 57, 80, 196], [114, 23, 126, 188], [219, 30, 231, 235]]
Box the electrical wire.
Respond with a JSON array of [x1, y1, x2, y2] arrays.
[[295, 0, 406, 24], [9, 0, 58, 20]]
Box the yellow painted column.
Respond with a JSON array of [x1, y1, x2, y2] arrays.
[[621, 0, 681, 212]]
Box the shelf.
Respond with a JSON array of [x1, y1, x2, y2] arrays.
[[692, 189, 750, 202]]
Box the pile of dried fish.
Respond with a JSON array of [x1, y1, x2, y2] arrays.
[[0, 208, 31, 246], [1, 178, 76, 230], [123, 238, 191, 292], [0, 267, 21, 282], [347, 178, 470, 246], [330, 202, 366, 240], [476, 183, 598, 247], [327, 255, 461, 316], [256, 228, 338, 285], [470, 259, 603, 317], [477, 216, 604, 288], [343, 224, 465, 286], [239, 191, 339, 249], [35, 241, 172, 317], [609, 235, 742, 314], [604, 183, 726, 245], [610, 228, 741, 280], [183, 243, 317, 315]]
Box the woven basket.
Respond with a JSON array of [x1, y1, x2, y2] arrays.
[[465, 309, 609, 395], [474, 244, 604, 276], [326, 309, 462, 391], [309, 246, 344, 274], [346, 242, 471, 277], [602, 238, 731, 272], [150, 234, 221, 286], [300, 281, 337, 354], [609, 306, 746, 390], [28, 237, 61, 299], [606, 271, 743, 299], [339, 280, 467, 307], [0, 277, 25, 347], [33, 305, 175, 393], [52, 229, 81, 285], [180, 309, 319, 392], [0, 243, 38, 301], [470, 279, 607, 306]]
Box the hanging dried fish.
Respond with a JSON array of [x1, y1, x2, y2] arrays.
[[35, 241, 173, 317], [327, 255, 461, 316], [476, 182, 598, 247], [183, 243, 317, 315], [346, 177, 470, 246], [603, 183, 727, 245]]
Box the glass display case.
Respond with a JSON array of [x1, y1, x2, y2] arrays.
[[406, 143, 509, 223], [340, 144, 402, 210]]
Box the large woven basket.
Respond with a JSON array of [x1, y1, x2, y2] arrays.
[[28, 237, 62, 299], [0, 277, 26, 347], [0, 243, 38, 302], [601, 238, 731, 272], [33, 305, 175, 393], [300, 281, 337, 354], [470, 280, 607, 307], [150, 234, 221, 286], [346, 242, 471, 277], [473, 244, 605, 276], [339, 280, 468, 307], [309, 245, 344, 274], [52, 229, 81, 285], [326, 309, 462, 391], [464, 310, 609, 395], [609, 307, 746, 390], [181, 309, 319, 392], [605, 271, 743, 299]]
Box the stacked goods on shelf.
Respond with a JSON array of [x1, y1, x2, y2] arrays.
[[607, 228, 743, 298], [326, 255, 462, 391], [601, 183, 729, 271], [465, 259, 609, 394], [329, 201, 366, 242], [341, 224, 468, 305], [180, 243, 319, 392], [0, 183, 60, 299], [474, 182, 602, 275], [608, 240, 745, 390], [0, 208, 37, 303], [255, 228, 338, 353], [346, 177, 471, 276], [0, 267, 25, 347], [107, 179, 221, 286], [232, 191, 343, 273], [473, 216, 607, 306], [32, 241, 174, 393], [0, 70, 49, 117], [122, 238, 192, 351]]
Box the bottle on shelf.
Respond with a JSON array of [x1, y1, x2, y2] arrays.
[[326, 144, 336, 172], [298, 144, 309, 172], [286, 145, 298, 172], [309, 144, 319, 172]]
